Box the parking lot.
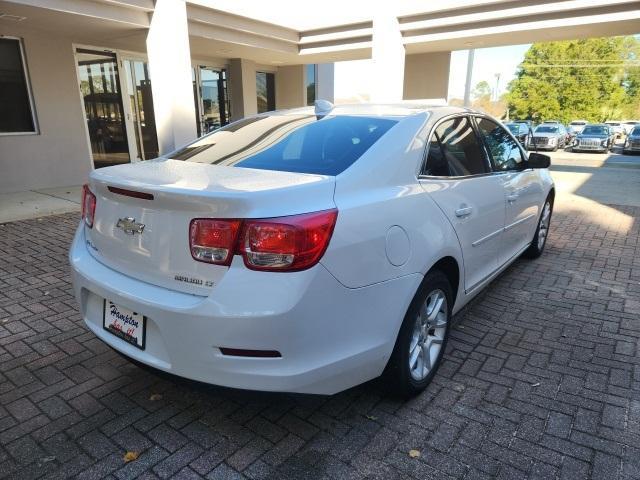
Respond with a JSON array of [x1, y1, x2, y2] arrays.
[[1, 149, 639, 479]]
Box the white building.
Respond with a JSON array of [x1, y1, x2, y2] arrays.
[[1, 0, 638, 193]]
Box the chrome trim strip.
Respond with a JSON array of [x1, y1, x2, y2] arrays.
[[472, 212, 535, 248], [504, 213, 536, 231], [471, 228, 503, 247]]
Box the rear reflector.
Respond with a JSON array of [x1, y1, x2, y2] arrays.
[[81, 184, 96, 228], [107, 186, 154, 200], [219, 348, 281, 358], [189, 219, 242, 266]]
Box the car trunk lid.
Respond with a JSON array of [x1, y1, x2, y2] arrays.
[[85, 159, 336, 295]]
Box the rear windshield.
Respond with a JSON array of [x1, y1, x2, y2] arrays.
[[582, 126, 607, 135], [631, 126, 640, 135], [506, 124, 520, 133], [170, 114, 398, 176]]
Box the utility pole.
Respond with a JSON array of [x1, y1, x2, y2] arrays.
[[463, 49, 475, 107], [494, 73, 501, 102]]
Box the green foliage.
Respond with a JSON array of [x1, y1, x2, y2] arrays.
[[506, 36, 640, 123], [472, 81, 492, 101]]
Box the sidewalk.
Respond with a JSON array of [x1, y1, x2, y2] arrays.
[[0, 185, 82, 223]]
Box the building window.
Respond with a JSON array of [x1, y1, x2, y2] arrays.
[[256, 72, 275, 113], [306, 64, 317, 106], [0, 37, 38, 134]]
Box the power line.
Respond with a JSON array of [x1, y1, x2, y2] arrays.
[[520, 64, 640, 68]]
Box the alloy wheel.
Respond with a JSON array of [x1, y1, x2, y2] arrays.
[[408, 289, 448, 381], [538, 201, 551, 250]]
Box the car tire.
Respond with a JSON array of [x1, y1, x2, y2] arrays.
[[383, 270, 453, 398], [523, 196, 553, 259]]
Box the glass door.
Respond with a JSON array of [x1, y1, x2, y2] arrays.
[[123, 60, 159, 160], [76, 49, 130, 168], [193, 66, 230, 137]]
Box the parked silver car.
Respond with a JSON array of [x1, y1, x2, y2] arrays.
[[568, 120, 588, 139], [527, 123, 568, 151], [622, 121, 639, 136], [605, 121, 623, 139]]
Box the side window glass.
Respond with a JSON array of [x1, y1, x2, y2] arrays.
[[476, 118, 525, 172], [423, 133, 450, 176], [429, 117, 489, 176]]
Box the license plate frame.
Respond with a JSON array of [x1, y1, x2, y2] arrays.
[[102, 299, 146, 350]]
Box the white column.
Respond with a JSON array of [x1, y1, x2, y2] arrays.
[[371, 9, 405, 102], [275, 65, 305, 109], [403, 52, 451, 101], [228, 58, 257, 121], [316, 63, 335, 103], [146, 0, 197, 154]]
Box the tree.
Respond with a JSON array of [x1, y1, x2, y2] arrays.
[[472, 81, 492, 101], [506, 37, 639, 123], [469, 80, 507, 118]]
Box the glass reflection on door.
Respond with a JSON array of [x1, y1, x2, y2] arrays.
[[76, 49, 130, 168], [123, 60, 159, 160], [193, 66, 229, 137]]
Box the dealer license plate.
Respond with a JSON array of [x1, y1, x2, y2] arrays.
[[103, 300, 146, 350]]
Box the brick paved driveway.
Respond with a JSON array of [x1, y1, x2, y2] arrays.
[[1, 198, 639, 480]]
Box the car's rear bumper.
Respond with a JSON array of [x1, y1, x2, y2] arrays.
[[69, 223, 420, 394]]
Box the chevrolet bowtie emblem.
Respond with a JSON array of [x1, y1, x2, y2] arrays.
[[116, 217, 145, 235]]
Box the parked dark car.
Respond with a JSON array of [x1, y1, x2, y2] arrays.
[[623, 126, 640, 154], [527, 123, 568, 151], [505, 122, 530, 145], [572, 124, 612, 153]]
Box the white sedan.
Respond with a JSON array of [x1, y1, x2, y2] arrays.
[[69, 103, 554, 396]]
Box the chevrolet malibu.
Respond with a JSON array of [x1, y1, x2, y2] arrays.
[[70, 103, 554, 396]]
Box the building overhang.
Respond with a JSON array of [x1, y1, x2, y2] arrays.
[[1, 0, 638, 64]]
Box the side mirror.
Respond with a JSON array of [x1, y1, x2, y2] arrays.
[[528, 152, 550, 169]]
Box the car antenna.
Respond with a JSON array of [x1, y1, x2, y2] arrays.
[[314, 99, 333, 119]]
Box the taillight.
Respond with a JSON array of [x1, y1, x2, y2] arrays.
[[189, 219, 241, 265], [81, 184, 96, 228], [188, 210, 338, 272], [238, 209, 338, 271]]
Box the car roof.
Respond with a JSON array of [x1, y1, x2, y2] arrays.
[[276, 103, 475, 119]]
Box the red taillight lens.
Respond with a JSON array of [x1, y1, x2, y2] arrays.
[[81, 184, 96, 228], [189, 219, 242, 265], [238, 209, 338, 271]]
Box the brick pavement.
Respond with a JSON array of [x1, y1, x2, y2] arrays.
[[0, 200, 639, 479]]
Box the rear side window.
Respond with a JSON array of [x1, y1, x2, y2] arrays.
[[424, 116, 489, 177], [171, 114, 398, 176]]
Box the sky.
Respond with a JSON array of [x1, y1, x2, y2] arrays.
[[334, 43, 532, 103], [448, 44, 531, 100]]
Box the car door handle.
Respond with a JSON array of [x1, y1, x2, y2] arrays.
[[506, 193, 519, 203], [455, 206, 473, 218]]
